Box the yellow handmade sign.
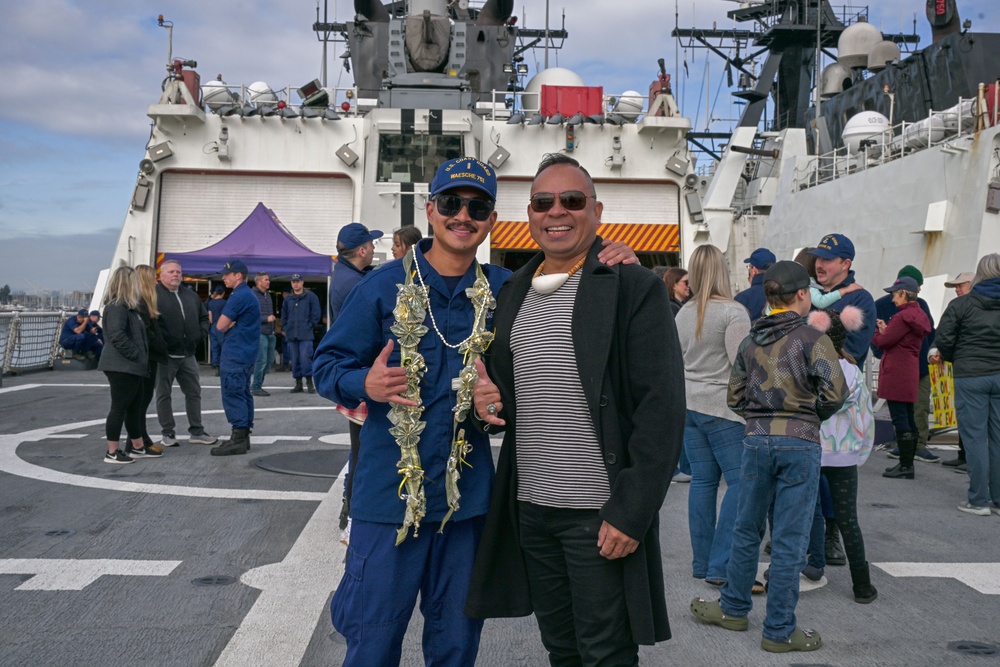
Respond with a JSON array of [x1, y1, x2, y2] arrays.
[[929, 362, 956, 429]]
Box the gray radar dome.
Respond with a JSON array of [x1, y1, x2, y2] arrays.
[[837, 21, 883, 69]]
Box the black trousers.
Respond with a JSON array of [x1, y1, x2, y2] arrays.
[[104, 371, 145, 441], [518, 501, 638, 667], [821, 465, 867, 568], [139, 360, 157, 442]]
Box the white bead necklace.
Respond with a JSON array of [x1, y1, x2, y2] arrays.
[[412, 252, 478, 350]]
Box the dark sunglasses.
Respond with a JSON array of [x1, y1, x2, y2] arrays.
[[434, 194, 495, 221], [529, 190, 596, 213]]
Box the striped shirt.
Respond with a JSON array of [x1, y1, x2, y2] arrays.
[[510, 272, 611, 508]]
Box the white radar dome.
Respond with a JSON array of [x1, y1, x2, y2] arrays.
[[247, 81, 277, 105], [837, 22, 883, 69], [867, 41, 901, 72], [842, 111, 889, 154], [202, 77, 234, 111], [522, 67, 585, 113], [614, 90, 645, 121]]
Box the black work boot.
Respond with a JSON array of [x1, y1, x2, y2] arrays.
[[291, 378, 304, 393], [825, 518, 847, 566], [850, 562, 878, 604], [210, 428, 249, 456], [306, 376, 315, 394], [883, 432, 916, 479]]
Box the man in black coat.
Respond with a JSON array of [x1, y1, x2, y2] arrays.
[[154, 259, 217, 446], [466, 154, 685, 664]]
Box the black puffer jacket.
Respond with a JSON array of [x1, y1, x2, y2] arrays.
[[97, 302, 148, 377], [936, 277, 1000, 378], [155, 283, 209, 357]]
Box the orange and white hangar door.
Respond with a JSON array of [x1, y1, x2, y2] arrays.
[[489, 181, 680, 272]]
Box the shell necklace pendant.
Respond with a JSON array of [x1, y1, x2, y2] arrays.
[[531, 256, 586, 294]]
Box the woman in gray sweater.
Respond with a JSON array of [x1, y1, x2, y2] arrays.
[[674, 245, 751, 586], [97, 266, 152, 464]]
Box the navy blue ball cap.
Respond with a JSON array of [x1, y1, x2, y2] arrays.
[[290, 273, 303, 281], [222, 259, 249, 275], [809, 233, 855, 260], [744, 247, 777, 270], [211, 285, 226, 294], [884, 276, 920, 293], [77, 308, 88, 317], [337, 222, 384, 251], [763, 260, 811, 295], [430, 157, 497, 200], [89, 310, 100, 317]]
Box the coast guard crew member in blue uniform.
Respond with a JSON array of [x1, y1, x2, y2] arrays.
[[205, 284, 227, 373], [211, 260, 260, 457], [282, 273, 321, 394], [809, 234, 877, 365], [60, 308, 102, 359], [313, 157, 637, 667], [735, 247, 776, 322]]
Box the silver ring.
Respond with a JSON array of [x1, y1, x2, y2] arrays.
[[486, 403, 498, 415]]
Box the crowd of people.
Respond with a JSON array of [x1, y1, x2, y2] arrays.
[[87, 151, 999, 663]]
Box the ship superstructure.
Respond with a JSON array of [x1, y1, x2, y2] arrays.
[[675, 0, 1000, 317], [104, 0, 700, 306]]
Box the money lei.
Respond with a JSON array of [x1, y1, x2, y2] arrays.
[[388, 249, 495, 545]]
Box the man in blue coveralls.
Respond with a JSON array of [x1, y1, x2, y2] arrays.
[[735, 247, 776, 323], [211, 260, 260, 457], [60, 308, 102, 360], [282, 273, 321, 394], [313, 156, 636, 666]]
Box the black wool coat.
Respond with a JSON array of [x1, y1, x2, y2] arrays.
[[464, 239, 686, 645]]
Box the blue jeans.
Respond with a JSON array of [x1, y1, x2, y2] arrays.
[[332, 518, 485, 667], [288, 339, 314, 379], [721, 435, 821, 643], [252, 334, 276, 391], [684, 410, 743, 581], [220, 362, 254, 429], [955, 372, 1000, 507]]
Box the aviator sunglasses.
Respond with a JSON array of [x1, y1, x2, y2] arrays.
[[529, 190, 597, 213], [434, 194, 495, 221]]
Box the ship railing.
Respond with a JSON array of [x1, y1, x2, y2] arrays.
[[0, 311, 66, 376], [796, 92, 993, 190], [202, 83, 363, 117], [482, 88, 669, 123]]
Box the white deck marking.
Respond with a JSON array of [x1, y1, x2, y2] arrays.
[[874, 562, 1000, 594], [0, 558, 181, 590], [41, 434, 88, 439], [249, 436, 313, 444], [214, 465, 348, 667], [317, 433, 351, 445], [0, 408, 339, 501]]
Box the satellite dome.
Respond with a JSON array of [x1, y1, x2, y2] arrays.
[[522, 68, 585, 112], [614, 91, 644, 121], [842, 111, 889, 154], [837, 21, 883, 69], [867, 41, 901, 72], [820, 63, 852, 99], [247, 81, 277, 105], [202, 76, 234, 111]]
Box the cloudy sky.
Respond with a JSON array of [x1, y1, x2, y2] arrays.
[[0, 0, 994, 292]]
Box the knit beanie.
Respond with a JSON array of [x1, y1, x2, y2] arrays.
[[897, 265, 924, 286]]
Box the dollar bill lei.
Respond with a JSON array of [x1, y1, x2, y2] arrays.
[[388, 248, 495, 545]]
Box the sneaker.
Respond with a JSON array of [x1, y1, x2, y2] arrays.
[[761, 627, 822, 653], [189, 433, 218, 445], [942, 456, 966, 468], [689, 598, 748, 631], [886, 448, 900, 459], [672, 471, 692, 483], [991, 504, 1000, 517], [104, 450, 134, 465], [914, 449, 941, 463], [161, 434, 180, 447], [130, 447, 162, 458], [954, 463, 968, 473], [252, 388, 270, 397], [764, 540, 772, 555], [146, 444, 164, 455], [802, 565, 825, 581], [957, 502, 991, 516]]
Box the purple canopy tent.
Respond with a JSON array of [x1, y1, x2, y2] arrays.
[[162, 203, 331, 276]]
